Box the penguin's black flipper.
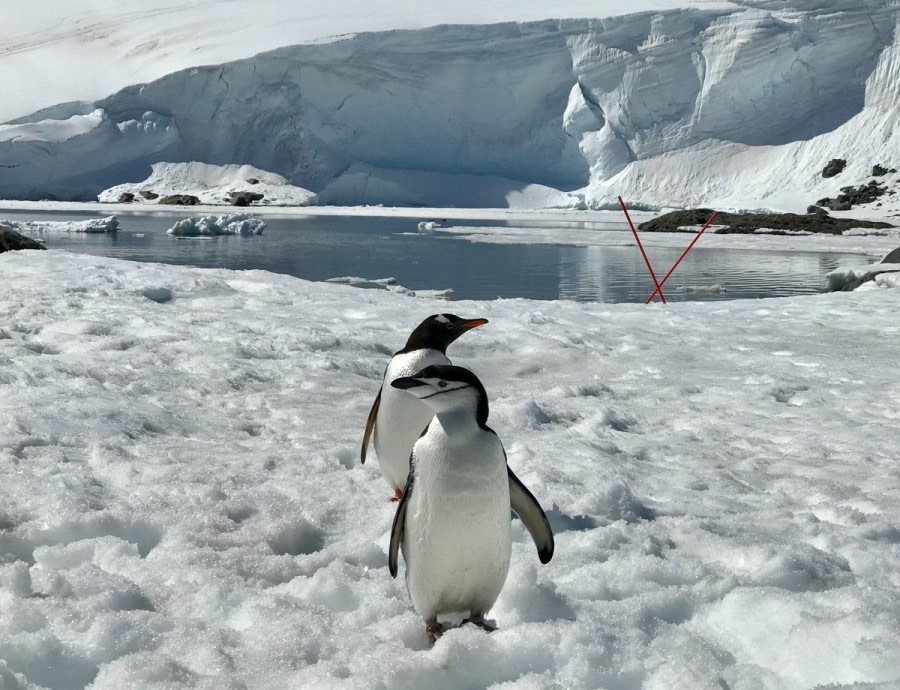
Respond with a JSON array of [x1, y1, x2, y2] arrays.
[[508, 467, 555, 564], [360, 389, 381, 464], [388, 461, 415, 578]]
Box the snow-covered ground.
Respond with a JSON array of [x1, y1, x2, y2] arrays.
[[98, 163, 316, 207], [2, 247, 899, 688]]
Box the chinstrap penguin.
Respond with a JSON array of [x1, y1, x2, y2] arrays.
[[361, 314, 488, 501], [388, 364, 554, 644]]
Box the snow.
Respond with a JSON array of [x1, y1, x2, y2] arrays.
[[0, 1, 741, 124], [1, 247, 899, 688], [2, 2, 899, 211], [2, 215, 119, 233], [165, 214, 265, 236], [826, 263, 900, 291], [98, 162, 316, 207], [0, 109, 104, 143]]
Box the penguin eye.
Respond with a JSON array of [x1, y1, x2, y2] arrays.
[[438, 380, 448, 388]]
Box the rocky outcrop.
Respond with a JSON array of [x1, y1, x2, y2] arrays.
[[158, 194, 200, 205], [639, 209, 895, 235], [140, 190, 159, 200], [822, 159, 847, 178], [0, 225, 46, 252], [118, 192, 135, 203], [227, 191, 264, 206], [816, 180, 889, 211]]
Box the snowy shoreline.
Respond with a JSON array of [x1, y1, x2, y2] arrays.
[[1, 250, 899, 687]]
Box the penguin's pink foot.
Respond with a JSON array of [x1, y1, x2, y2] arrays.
[[388, 487, 404, 502], [425, 617, 444, 645], [463, 612, 497, 632]]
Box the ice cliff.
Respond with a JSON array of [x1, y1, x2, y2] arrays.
[[1, 1, 898, 210]]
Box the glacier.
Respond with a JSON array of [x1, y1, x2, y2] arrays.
[[1, 1, 899, 210]]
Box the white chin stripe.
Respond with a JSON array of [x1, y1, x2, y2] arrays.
[[419, 383, 469, 399]]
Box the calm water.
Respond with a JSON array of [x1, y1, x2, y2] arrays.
[[3, 209, 875, 303]]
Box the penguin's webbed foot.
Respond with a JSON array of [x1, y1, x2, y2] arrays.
[[425, 617, 444, 645], [463, 612, 497, 632], [388, 487, 404, 503]]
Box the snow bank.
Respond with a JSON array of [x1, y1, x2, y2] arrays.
[[3, 2, 899, 209], [2, 215, 119, 233], [99, 162, 316, 206], [166, 214, 265, 236], [826, 262, 900, 291], [1, 250, 899, 688]]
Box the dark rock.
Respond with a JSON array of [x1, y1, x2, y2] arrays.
[[228, 191, 264, 207], [118, 192, 135, 203], [873, 164, 889, 177], [140, 190, 159, 200], [158, 194, 200, 206], [246, 178, 260, 185], [881, 246, 900, 263], [820, 180, 888, 210], [822, 159, 847, 178], [0, 225, 46, 252], [807, 205, 829, 216], [639, 209, 895, 235]]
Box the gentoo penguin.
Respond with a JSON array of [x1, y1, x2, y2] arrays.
[[361, 314, 488, 501], [388, 365, 554, 644]]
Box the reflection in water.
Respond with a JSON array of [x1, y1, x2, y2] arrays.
[[557, 245, 872, 302], [2, 209, 876, 303]]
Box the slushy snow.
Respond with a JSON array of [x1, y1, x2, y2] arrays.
[[1, 248, 899, 688]]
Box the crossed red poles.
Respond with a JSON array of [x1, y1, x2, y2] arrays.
[[617, 196, 719, 304]]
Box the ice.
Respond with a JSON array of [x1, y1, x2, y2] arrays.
[[1, 248, 899, 687], [2, 215, 119, 233], [826, 263, 900, 291], [2, 3, 899, 212], [0, 1, 740, 124], [165, 214, 265, 236]]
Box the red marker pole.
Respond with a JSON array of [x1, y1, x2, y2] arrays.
[[644, 211, 719, 304], [618, 196, 667, 304]]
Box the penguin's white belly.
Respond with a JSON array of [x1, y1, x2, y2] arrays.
[[404, 433, 511, 617], [374, 350, 449, 490]]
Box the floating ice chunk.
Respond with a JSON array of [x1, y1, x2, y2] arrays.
[[676, 284, 726, 293], [417, 221, 442, 231], [325, 276, 369, 285], [166, 214, 265, 236], [2, 216, 119, 233], [826, 263, 900, 291]]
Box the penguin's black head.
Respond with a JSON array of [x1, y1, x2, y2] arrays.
[[391, 364, 489, 426], [399, 314, 488, 354]]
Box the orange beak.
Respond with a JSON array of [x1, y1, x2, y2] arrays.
[[459, 318, 488, 330]]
